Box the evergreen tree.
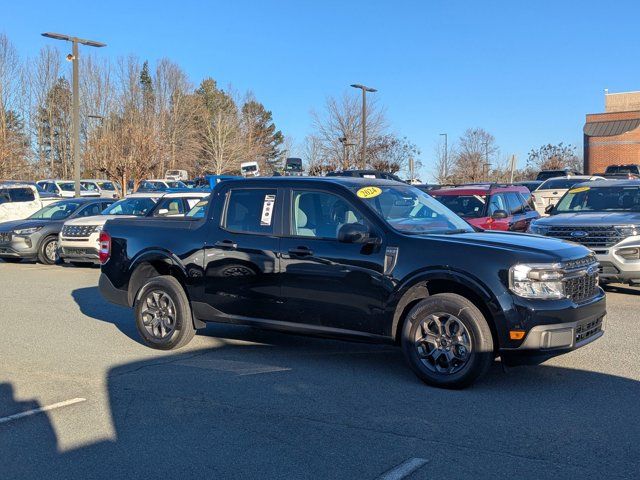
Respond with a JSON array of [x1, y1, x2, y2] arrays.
[[241, 100, 283, 171]]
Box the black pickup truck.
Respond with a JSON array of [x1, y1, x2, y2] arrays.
[[99, 177, 605, 388]]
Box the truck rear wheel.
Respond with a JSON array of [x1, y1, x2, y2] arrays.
[[401, 293, 494, 389], [134, 275, 195, 350]]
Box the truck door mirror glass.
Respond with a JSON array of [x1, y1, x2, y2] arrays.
[[491, 209, 508, 220], [338, 223, 371, 243]]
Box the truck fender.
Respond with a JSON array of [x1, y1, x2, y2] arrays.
[[127, 249, 188, 307], [389, 268, 503, 341]]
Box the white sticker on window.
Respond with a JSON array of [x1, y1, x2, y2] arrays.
[[260, 194, 276, 226]]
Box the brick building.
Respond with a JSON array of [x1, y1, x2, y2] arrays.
[[583, 91, 640, 174]]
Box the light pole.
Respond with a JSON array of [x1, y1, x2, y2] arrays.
[[350, 84, 377, 169], [439, 133, 448, 178], [41, 32, 106, 197], [338, 136, 356, 170]]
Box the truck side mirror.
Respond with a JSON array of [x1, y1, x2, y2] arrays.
[[491, 209, 508, 220], [338, 223, 372, 244]]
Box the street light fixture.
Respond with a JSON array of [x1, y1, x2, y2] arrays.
[[41, 32, 106, 197], [350, 84, 377, 169]]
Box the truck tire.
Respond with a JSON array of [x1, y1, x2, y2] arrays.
[[37, 236, 59, 265], [401, 293, 494, 389], [134, 275, 196, 350]]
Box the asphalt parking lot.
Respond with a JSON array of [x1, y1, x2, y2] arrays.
[[0, 262, 638, 479]]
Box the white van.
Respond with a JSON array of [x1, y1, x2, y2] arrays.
[[165, 170, 188, 181], [240, 161, 260, 177]]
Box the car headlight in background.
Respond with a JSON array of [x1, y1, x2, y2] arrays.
[[13, 226, 43, 235], [509, 263, 565, 299], [614, 225, 640, 237], [528, 223, 550, 235]]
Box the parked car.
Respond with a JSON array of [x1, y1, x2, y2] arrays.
[[0, 183, 60, 223], [536, 169, 581, 181], [283, 157, 304, 176], [513, 180, 543, 192], [80, 179, 121, 199], [58, 191, 208, 266], [98, 177, 604, 389], [165, 169, 189, 181], [326, 169, 405, 182], [136, 179, 188, 192], [429, 183, 539, 231], [0, 198, 114, 264], [37, 179, 100, 198], [595, 164, 640, 180], [531, 175, 605, 215], [529, 179, 640, 285]]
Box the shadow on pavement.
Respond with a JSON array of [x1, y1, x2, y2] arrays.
[[2, 330, 639, 479], [71, 286, 140, 342]]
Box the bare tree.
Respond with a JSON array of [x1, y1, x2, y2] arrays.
[[527, 143, 582, 172], [450, 128, 499, 183]]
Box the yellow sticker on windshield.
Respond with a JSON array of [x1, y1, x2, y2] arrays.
[[357, 186, 382, 199], [569, 186, 590, 194]]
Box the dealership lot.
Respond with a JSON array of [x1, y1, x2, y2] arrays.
[[0, 262, 638, 479]]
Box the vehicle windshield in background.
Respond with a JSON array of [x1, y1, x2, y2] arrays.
[[0, 188, 35, 203], [538, 178, 589, 190], [97, 182, 116, 191], [29, 201, 82, 219], [606, 166, 637, 174], [431, 194, 487, 218], [59, 182, 89, 192], [166, 181, 187, 188], [103, 197, 158, 216], [242, 165, 257, 172], [555, 186, 640, 213], [186, 197, 210, 218], [354, 185, 474, 234]]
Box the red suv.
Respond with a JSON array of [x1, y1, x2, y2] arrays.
[[428, 184, 540, 231]]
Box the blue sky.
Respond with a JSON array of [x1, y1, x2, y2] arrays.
[[4, 0, 640, 179]]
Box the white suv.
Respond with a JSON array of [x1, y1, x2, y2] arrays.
[[58, 191, 208, 265]]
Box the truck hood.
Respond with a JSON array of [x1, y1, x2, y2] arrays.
[[419, 230, 588, 262], [0, 219, 51, 232], [534, 212, 640, 227], [64, 214, 136, 227]]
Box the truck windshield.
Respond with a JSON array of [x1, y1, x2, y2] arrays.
[[29, 201, 81, 219], [103, 197, 158, 216], [354, 185, 474, 234], [555, 186, 640, 212], [430, 194, 487, 218]]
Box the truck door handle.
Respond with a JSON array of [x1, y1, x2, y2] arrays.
[[288, 246, 313, 257], [214, 239, 237, 249]]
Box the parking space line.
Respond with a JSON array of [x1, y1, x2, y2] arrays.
[[0, 397, 86, 425], [377, 457, 428, 480]]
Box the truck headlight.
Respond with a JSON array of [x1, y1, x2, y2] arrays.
[[13, 226, 43, 235], [509, 264, 565, 299], [528, 223, 550, 235]]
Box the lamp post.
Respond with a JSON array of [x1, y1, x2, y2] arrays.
[[439, 133, 448, 179], [338, 136, 357, 170], [41, 32, 106, 197], [350, 84, 377, 169]]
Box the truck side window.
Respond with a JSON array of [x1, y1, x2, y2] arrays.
[[487, 193, 507, 215], [224, 189, 277, 235], [291, 190, 364, 239], [505, 192, 525, 215]]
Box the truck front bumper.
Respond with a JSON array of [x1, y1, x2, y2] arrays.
[[501, 292, 605, 366], [593, 238, 640, 284], [58, 233, 100, 264]]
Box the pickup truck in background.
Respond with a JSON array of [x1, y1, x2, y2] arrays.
[[0, 183, 59, 223], [594, 164, 640, 180], [99, 177, 605, 389]]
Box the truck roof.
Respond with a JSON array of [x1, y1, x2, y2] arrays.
[[218, 176, 405, 188]]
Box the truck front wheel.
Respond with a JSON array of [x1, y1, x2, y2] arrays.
[[134, 275, 196, 350], [401, 293, 494, 389]]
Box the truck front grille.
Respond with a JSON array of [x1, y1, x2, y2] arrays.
[[565, 273, 599, 303], [62, 225, 97, 238], [0, 232, 11, 243], [575, 316, 603, 343]]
